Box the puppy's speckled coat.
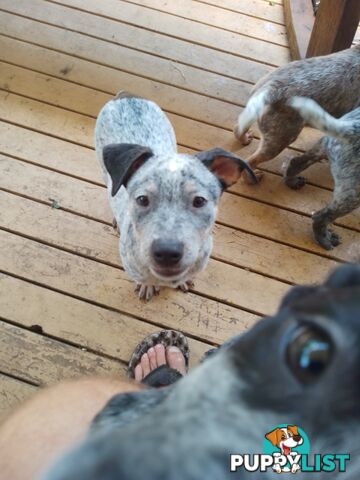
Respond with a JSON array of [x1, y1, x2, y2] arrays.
[[95, 92, 255, 300], [234, 44, 360, 182]]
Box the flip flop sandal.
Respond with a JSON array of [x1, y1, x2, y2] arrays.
[[128, 330, 190, 387]]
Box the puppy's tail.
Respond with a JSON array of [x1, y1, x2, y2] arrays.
[[235, 89, 268, 136], [288, 96, 360, 140]]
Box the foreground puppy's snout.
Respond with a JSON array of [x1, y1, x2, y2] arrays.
[[293, 435, 302, 442], [151, 239, 184, 267]]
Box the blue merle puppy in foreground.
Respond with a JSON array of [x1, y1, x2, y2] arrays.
[[95, 92, 256, 300], [43, 264, 360, 479]]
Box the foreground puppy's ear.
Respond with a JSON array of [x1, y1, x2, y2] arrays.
[[265, 428, 282, 447], [325, 264, 360, 288], [103, 143, 153, 196], [195, 147, 257, 189]]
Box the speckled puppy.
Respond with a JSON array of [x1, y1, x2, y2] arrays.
[[234, 44, 360, 183], [284, 97, 360, 250], [95, 92, 256, 300]]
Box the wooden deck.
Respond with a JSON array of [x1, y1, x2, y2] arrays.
[[0, 0, 359, 419]]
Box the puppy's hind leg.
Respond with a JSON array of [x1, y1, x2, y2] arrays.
[[284, 140, 327, 190], [243, 109, 304, 184], [234, 90, 268, 146], [312, 190, 360, 250]]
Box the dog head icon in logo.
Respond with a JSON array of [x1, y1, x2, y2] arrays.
[[265, 425, 303, 456], [264, 425, 308, 473]]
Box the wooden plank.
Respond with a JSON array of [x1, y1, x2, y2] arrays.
[[0, 32, 252, 109], [0, 57, 322, 152], [0, 186, 289, 315], [52, 0, 288, 47], [0, 231, 260, 343], [2, 153, 357, 262], [0, 60, 243, 131], [0, 374, 36, 421], [0, 188, 339, 296], [0, 122, 97, 183], [307, 0, 360, 57], [0, 0, 285, 78], [190, 0, 286, 24], [0, 118, 333, 193], [229, 173, 360, 231], [0, 321, 123, 386], [284, 0, 314, 59], [0, 36, 323, 156], [0, 273, 209, 367]]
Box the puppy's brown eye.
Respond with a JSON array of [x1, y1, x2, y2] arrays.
[[193, 196, 207, 208], [136, 195, 149, 207], [286, 324, 333, 384]]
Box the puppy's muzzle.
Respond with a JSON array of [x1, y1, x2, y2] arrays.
[[151, 239, 184, 272]]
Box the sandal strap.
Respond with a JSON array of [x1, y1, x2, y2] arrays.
[[142, 365, 183, 387]]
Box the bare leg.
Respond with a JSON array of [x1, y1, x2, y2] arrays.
[[243, 109, 304, 184], [283, 140, 327, 189], [0, 377, 143, 480]]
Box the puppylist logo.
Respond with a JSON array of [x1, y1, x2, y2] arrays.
[[230, 424, 350, 474]]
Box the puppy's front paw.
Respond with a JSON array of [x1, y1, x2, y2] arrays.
[[284, 175, 306, 190], [178, 280, 194, 293], [135, 284, 160, 301], [314, 228, 341, 250]]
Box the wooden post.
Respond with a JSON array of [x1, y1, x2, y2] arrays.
[[306, 0, 360, 57], [284, 0, 315, 60]]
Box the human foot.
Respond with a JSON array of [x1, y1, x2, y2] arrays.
[[134, 344, 187, 381], [128, 330, 190, 383]]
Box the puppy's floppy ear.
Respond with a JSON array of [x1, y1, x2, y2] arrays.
[[325, 264, 360, 288], [103, 143, 153, 196], [265, 428, 282, 447], [278, 285, 320, 310], [195, 147, 257, 189]]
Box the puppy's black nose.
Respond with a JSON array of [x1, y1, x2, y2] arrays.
[[293, 435, 302, 442], [151, 240, 184, 267]]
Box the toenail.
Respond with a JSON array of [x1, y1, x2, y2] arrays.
[[168, 346, 181, 353]]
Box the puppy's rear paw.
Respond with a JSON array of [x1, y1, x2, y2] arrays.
[[314, 228, 341, 250], [233, 125, 253, 146], [135, 284, 160, 301], [284, 176, 306, 190]]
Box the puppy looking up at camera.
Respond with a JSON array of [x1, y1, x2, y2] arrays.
[[95, 92, 256, 300]]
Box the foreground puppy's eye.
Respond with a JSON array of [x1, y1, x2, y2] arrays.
[[136, 195, 150, 207], [193, 196, 207, 208], [286, 325, 334, 384]]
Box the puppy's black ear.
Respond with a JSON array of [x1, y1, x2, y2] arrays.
[[325, 264, 360, 288], [103, 143, 154, 196], [278, 285, 320, 310], [195, 147, 257, 189]]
